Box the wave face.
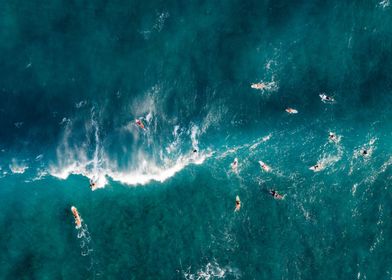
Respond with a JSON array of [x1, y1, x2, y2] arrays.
[[0, 0, 392, 279]]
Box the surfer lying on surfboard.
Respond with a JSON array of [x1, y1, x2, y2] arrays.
[[319, 93, 334, 102], [285, 108, 298, 114], [231, 158, 238, 173], [251, 83, 268, 90], [71, 206, 82, 229], [235, 195, 241, 212], [135, 119, 145, 130], [360, 149, 369, 157], [259, 161, 271, 172], [269, 189, 285, 200], [309, 163, 323, 172]]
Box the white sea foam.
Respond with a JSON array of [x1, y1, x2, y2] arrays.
[[50, 109, 108, 189], [9, 159, 28, 174], [14, 122, 23, 128], [166, 125, 181, 154], [108, 152, 209, 186], [190, 125, 200, 151], [153, 11, 169, 32], [32, 169, 48, 181], [379, 0, 390, 8], [35, 154, 44, 161], [75, 100, 87, 108], [50, 109, 210, 188], [201, 104, 228, 133], [184, 261, 240, 280]]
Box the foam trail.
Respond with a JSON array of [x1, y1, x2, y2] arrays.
[[73, 214, 100, 279], [107, 152, 210, 186]]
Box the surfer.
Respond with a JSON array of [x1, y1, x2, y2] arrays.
[[235, 195, 241, 212], [319, 93, 334, 102], [135, 119, 145, 130], [71, 206, 82, 229], [251, 82, 267, 90], [310, 163, 323, 171], [231, 158, 238, 172], [285, 108, 298, 114], [259, 160, 271, 172], [269, 189, 285, 200], [360, 149, 368, 156], [89, 180, 96, 190], [329, 132, 337, 142]]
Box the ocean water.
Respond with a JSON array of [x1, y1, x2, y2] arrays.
[[0, 0, 392, 279]]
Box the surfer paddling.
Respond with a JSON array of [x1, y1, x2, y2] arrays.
[[329, 132, 338, 143], [319, 93, 334, 102], [309, 163, 323, 172], [251, 82, 267, 90], [135, 119, 145, 130], [269, 189, 285, 200], [231, 158, 238, 173], [71, 206, 82, 229], [285, 108, 298, 114], [235, 195, 241, 212], [360, 149, 369, 157], [259, 160, 271, 172]]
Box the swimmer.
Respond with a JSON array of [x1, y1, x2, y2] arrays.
[[71, 206, 82, 229], [319, 93, 334, 102], [135, 119, 145, 130], [259, 160, 271, 172], [235, 195, 241, 212], [251, 83, 267, 90], [269, 189, 285, 200], [231, 158, 238, 172], [193, 149, 198, 153], [309, 163, 323, 172], [285, 108, 298, 114]]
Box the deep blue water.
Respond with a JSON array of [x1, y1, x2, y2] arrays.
[[0, 0, 391, 279]]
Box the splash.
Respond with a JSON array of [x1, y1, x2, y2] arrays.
[[9, 159, 28, 174], [50, 108, 108, 189], [50, 107, 210, 188]]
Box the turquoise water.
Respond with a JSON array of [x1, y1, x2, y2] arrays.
[[0, 0, 392, 279]]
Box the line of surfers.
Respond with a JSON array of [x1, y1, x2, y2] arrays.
[[86, 86, 371, 213]]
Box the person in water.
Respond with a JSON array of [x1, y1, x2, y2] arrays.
[[311, 163, 323, 171], [235, 196, 241, 212], [329, 132, 338, 142], [135, 119, 145, 130], [89, 181, 96, 189], [193, 149, 197, 153], [320, 93, 334, 102], [231, 158, 238, 172], [361, 149, 368, 156], [269, 189, 284, 200], [285, 108, 298, 114], [251, 83, 267, 90]]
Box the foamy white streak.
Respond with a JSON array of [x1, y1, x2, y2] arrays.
[[50, 152, 210, 188]]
